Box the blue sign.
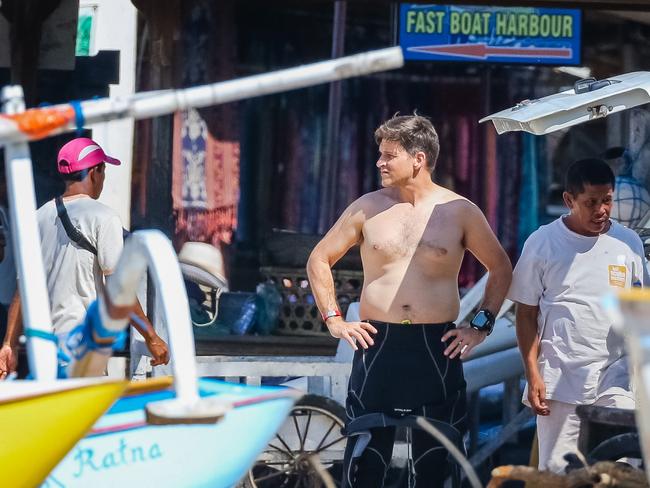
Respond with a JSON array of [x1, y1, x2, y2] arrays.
[[400, 4, 581, 65]]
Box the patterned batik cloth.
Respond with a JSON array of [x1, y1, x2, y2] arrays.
[[172, 109, 240, 245]]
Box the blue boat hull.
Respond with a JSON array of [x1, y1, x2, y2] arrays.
[[43, 379, 295, 487]]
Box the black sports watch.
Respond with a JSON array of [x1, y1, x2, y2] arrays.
[[470, 309, 495, 335]]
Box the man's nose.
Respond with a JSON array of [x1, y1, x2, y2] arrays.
[[376, 159, 384, 168]]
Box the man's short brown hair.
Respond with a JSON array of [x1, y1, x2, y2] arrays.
[[374, 114, 440, 171]]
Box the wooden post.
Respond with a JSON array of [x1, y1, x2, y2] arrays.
[[319, 1, 347, 233], [130, 0, 181, 236], [131, 0, 180, 351]]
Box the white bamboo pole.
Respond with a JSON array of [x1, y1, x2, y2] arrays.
[[0, 46, 403, 386], [0, 47, 404, 146], [605, 292, 650, 479], [2, 86, 58, 380], [104, 230, 201, 408]]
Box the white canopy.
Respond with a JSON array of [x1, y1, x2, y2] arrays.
[[480, 71, 650, 135]]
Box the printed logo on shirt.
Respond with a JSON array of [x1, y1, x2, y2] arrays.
[[608, 265, 627, 288]]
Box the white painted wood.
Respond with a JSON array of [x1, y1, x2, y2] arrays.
[[106, 357, 127, 379], [2, 87, 57, 380], [0, 47, 404, 146]]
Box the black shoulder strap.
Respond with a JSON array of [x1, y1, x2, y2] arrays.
[[54, 196, 98, 256]]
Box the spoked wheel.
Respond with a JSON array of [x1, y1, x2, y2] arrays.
[[588, 432, 644, 466], [246, 394, 346, 488]]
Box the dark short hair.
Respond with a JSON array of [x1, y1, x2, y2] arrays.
[[59, 162, 105, 183], [374, 114, 440, 170], [565, 158, 615, 195]]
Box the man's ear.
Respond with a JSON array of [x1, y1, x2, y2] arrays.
[[562, 191, 574, 210], [89, 166, 98, 183], [87, 166, 102, 189], [413, 151, 427, 170]]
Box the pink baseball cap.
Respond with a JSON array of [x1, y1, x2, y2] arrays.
[[57, 137, 121, 174]]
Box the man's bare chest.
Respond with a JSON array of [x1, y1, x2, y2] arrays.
[[362, 208, 463, 259]]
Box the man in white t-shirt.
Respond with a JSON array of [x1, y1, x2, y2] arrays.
[[509, 158, 648, 473], [0, 138, 169, 378]]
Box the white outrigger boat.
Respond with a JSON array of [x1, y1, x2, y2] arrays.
[[41, 230, 301, 488], [0, 47, 405, 487]]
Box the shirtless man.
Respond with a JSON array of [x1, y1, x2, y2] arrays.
[[307, 114, 512, 487]]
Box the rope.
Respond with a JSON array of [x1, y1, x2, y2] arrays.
[[70, 100, 85, 136], [24, 328, 70, 377], [24, 328, 57, 343]]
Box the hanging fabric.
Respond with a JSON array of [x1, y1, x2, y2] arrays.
[[497, 134, 521, 258], [484, 123, 499, 230], [172, 109, 240, 246], [518, 133, 539, 253], [172, 1, 241, 247]]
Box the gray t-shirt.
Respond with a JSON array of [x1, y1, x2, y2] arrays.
[[509, 217, 648, 405], [37, 195, 123, 337]]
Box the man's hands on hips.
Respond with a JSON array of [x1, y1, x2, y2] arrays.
[[144, 334, 170, 366], [441, 327, 487, 359], [326, 318, 377, 351], [527, 370, 550, 416], [0, 344, 17, 379]]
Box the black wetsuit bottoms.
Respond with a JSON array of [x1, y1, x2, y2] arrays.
[[343, 321, 467, 488]]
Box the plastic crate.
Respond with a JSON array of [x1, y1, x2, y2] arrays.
[[260, 266, 363, 336]]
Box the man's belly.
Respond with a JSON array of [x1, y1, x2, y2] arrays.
[[359, 275, 460, 323]]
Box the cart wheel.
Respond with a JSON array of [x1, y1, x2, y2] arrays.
[[588, 432, 643, 465], [246, 394, 346, 488]]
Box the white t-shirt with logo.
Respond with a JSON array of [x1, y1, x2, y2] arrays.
[[508, 217, 648, 405], [37, 195, 123, 337]]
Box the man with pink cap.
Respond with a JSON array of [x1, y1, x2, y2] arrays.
[[0, 137, 169, 377]]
